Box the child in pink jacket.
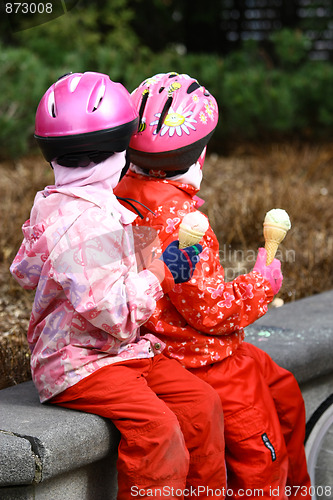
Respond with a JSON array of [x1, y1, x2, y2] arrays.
[[10, 72, 226, 500], [115, 72, 311, 499]]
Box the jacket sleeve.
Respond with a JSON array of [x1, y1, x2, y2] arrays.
[[167, 226, 274, 335], [50, 207, 163, 342]]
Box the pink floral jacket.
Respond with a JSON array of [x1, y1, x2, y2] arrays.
[[10, 188, 165, 402]]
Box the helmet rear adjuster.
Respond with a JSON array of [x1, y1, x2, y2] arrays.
[[35, 118, 139, 167], [129, 130, 215, 172]]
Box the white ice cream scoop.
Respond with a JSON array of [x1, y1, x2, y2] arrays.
[[263, 209, 291, 264]]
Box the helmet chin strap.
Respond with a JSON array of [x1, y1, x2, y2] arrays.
[[139, 167, 189, 178], [57, 151, 114, 168], [116, 196, 156, 219]]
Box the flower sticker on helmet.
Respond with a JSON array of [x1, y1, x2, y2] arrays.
[[199, 111, 208, 124], [143, 74, 165, 87], [150, 106, 197, 137]]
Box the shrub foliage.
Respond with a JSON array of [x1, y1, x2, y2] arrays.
[[1, 8, 333, 159]]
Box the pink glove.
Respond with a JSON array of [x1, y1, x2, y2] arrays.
[[253, 247, 283, 295]]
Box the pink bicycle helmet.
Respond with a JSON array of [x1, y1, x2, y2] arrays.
[[34, 72, 139, 167], [129, 72, 218, 172]]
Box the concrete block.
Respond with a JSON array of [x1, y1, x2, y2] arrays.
[[245, 289, 333, 384], [0, 456, 118, 500], [0, 381, 120, 488], [0, 432, 35, 485]]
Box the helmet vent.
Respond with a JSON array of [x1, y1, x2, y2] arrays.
[[47, 92, 57, 118], [138, 90, 149, 128], [92, 96, 103, 112], [69, 75, 81, 93], [156, 96, 173, 133], [187, 82, 201, 94], [88, 81, 106, 113], [159, 87, 165, 93]]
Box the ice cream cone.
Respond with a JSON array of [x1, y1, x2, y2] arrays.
[[263, 208, 291, 265], [178, 224, 205, 249], [178, 211, 209, 249], [263, 222, 288, 265]]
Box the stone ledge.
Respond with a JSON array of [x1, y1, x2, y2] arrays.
[[0, 432, 36, 485], [0, 381, 120, 487], [245, 289, 333, 384], [1, 290, 332, 496]]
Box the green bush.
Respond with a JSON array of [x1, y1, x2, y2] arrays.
[[269, 29, 311, 69], [217, 67, 296, 138], [1, 27, 333, 160], [294, 61, 333, 131], [0, 44, 49, 159]]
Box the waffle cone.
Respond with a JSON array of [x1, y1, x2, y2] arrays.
[[178, 224, 205, 249], [263, 222, 288, 264]]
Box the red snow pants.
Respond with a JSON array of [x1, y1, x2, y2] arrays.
[[189, 342, 311, 500], [50, 354, 226, 499]]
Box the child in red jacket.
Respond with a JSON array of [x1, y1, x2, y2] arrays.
[[115, 72, 311, 499]]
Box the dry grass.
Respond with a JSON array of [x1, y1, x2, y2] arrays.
[[200, 141, 333, 302], [0, 155, 53, 389], [0, 142, 332, 389]]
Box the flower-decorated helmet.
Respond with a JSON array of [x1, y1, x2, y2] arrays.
[[34, 72, 139, 167], [129, 72, 218, 172]]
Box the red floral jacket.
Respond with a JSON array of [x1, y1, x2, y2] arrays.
[[115, 170, 274, 368]]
